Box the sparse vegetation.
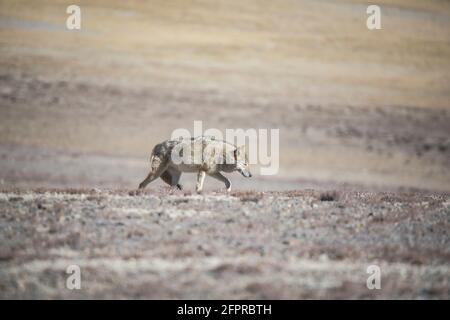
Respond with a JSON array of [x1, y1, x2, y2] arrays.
[[319, 192, 338, 202]]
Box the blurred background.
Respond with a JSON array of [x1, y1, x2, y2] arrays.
[[0, 0, 449, 191]]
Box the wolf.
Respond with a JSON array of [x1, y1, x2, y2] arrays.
[[138, 136, 252, 192]]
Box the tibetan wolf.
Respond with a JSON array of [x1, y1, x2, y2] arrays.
[[138, 136, 252, 192]]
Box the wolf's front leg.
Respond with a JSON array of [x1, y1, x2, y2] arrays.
[[196, 170, 206, 193]]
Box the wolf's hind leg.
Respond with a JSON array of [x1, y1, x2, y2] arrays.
[[160, 169, 183, 190], [160, 171, 173, 186], [170, 168, 183, 190], [196, 170, 206, 193], [138, 156, 168, 189], [208, 172, 231, 192]]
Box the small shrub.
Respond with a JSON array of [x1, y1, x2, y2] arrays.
[[320, 192, 337, 202]]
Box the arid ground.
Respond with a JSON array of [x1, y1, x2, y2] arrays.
[[0, 188, 449, 299], [0, 0, 449, 299]]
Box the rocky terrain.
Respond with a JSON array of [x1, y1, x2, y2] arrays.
[[0, 188, 448, 299]]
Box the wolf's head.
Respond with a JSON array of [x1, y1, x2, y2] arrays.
[[234, 146, 252, 178]]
